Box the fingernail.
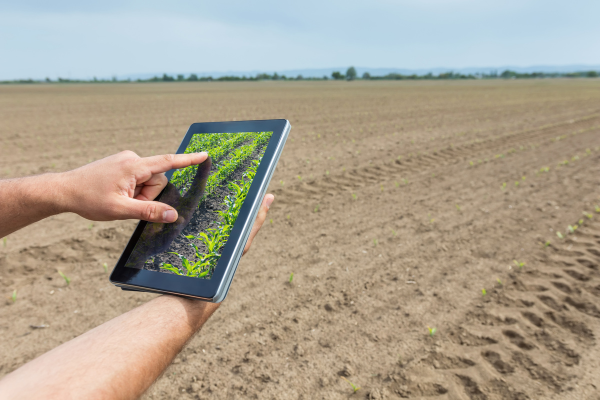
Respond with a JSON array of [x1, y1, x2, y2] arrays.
[[163, 210, 177, 222], [265, 196, 274, 209]]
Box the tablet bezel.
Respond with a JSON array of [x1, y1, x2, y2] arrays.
[[110, 119, 289, 301]]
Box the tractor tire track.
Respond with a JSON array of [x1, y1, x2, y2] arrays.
[[273, 115, 600, 206]]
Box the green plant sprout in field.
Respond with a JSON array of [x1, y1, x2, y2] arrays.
[[502, 182, 507, 190], [373, 239, 378, 246], [544, 241, 551, 247], [341, 377, 360, 393], [314, 205, 320, 213], [513, 260, 525, 269], [289, 273, 294, 283], [557, 231, 564, 239], [171, 132, 269, 197], [496, 278, 503, 286], [568, 225, 576, 234], [2, 237, 6, 248], [352, 193, 357, 200], [395, 181, 399, 188], [163, 158, 264, 278], [11, 289, 17, 303], [481, 288, 487, 296], [428, 326, 437, 337], [58, 271, 71, 286], [391, 229, 397, 236], [102, 263, 108, 273], [165, 238, 216, 277], [583, 212, 593, 220], [403, 178, 408, 185], [596, 205, 600, 213], [515, 181, 519, 187], [456, 204, 461, 211]]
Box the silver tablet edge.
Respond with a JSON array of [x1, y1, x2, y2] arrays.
[[212, 120, 291, 303], [115, 283, 212, 300]]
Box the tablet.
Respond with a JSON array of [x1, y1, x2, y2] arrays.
[[110, 119, 291, 302]]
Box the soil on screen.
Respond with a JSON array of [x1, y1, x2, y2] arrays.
[[126, 132, 271, 279], [146, 144, 266, 277]]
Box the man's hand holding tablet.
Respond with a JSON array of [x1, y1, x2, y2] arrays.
[[0, 119, 290, 400]]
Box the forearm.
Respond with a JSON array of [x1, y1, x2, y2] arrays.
[[0, 174, 69, 237], [0, 295, 219, 400]]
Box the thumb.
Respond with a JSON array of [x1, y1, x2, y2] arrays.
[[119, 198, 179, 223]]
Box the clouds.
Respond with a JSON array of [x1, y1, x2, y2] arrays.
[[0, 0, 598, 80]]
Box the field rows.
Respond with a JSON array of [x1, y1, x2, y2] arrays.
[[273, 114, 600, 209], [2, 81, 600, 399]]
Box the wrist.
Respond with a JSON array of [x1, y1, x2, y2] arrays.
[[158, 295, 220, 333], [51, 170, 79, 214], [0, 173, 73, 237], [15, 173, 71, 218], [39, 172, 74, 215]]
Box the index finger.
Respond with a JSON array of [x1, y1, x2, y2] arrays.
[[141, 152, 209, 174]]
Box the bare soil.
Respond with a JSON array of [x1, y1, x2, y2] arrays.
[[1, 80, 600, 399]]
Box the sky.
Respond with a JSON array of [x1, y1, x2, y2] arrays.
[[1, 0, 599, 80]]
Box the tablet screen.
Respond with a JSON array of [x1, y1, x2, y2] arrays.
[[123, 131, 273, 280]]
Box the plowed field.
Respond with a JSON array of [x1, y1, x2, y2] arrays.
[[1, 80, 600, 399]]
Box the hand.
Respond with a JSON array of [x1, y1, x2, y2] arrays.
[[60, 150, 272, 251], [61, 151, 208, 223]]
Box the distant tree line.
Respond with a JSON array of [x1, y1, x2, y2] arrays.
[[2, 66, 598, 84]]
